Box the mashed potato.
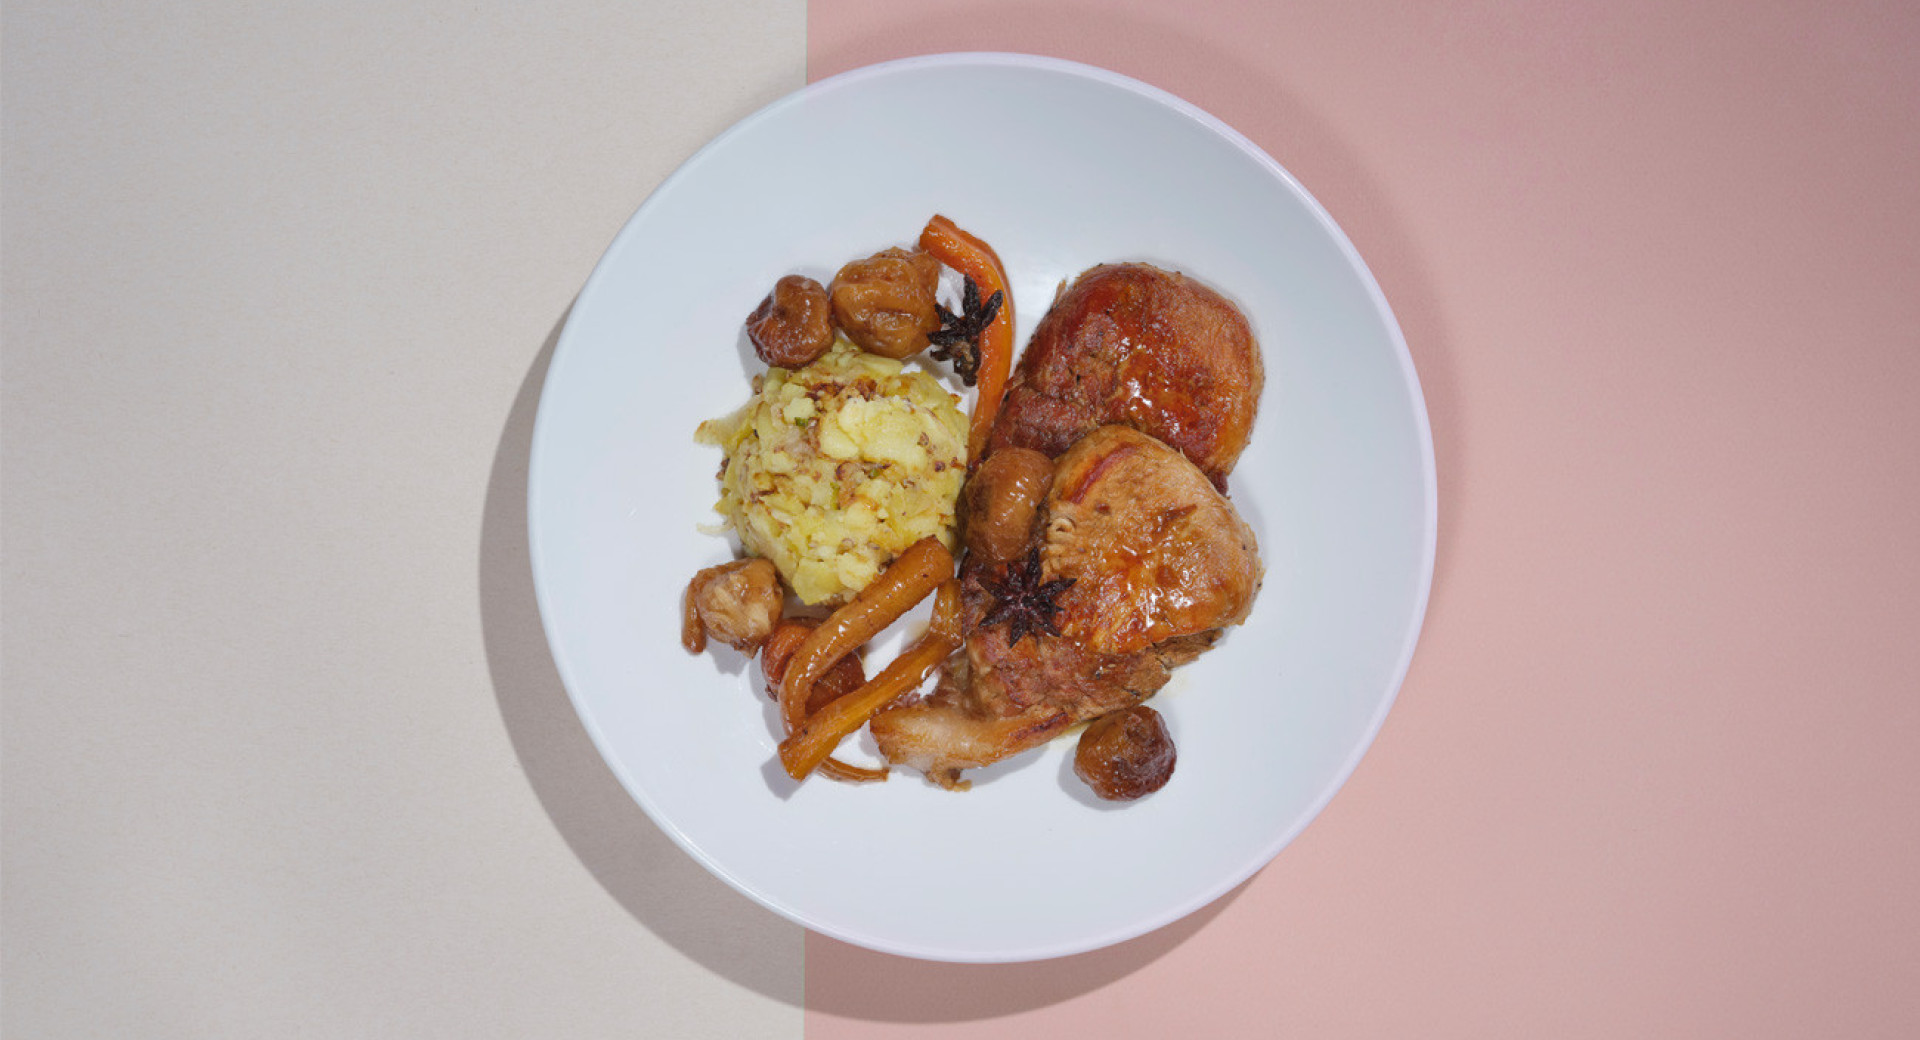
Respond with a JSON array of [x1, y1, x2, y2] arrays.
[[697, 339, 967, 606]]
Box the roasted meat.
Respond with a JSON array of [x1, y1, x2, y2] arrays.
[[986, 263, 1262, 490], [871, 426, 1262, 785], [975, 426, 1261, 711], [863, 659, 1074, 789]]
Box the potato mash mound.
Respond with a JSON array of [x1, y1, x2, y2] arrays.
[[697, 339, 967, 606]]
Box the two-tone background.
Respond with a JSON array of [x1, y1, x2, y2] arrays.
[[6, 1, 1917, 1036]]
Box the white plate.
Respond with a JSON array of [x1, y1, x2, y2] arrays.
[[528, 53, 1435, 962]]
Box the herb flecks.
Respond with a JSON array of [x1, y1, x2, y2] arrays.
[[928, 276, 1002, 386]]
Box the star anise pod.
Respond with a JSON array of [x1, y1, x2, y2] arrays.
[[927, 276, 1002, 386], [979, 548, 1074, 647]]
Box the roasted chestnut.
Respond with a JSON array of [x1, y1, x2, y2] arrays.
[[746, 274, 835, 368], [960, 447, 1055, 566], [828, 247, 941, 359], [1073, 705, 1176, 800]]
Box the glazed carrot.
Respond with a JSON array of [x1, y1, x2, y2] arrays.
[[918, 215, 1014, 463], [925, 578, 962, 644], [817, 751, 889, 783], [779, 579, 961, 782], [761, 618, 887, 783], [779, 628, 959, 781], [778, 537, 954, 738]]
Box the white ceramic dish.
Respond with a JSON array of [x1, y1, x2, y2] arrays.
[[528, 53, 1435, 962]]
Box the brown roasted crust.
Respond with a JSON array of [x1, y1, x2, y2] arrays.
[[986, 263, 1262, 490], [955, 554, 1209, 723], [1043, 426, 1261, 656], [871, 264, 1266, 789]]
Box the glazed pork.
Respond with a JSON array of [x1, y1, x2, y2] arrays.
[[870, 426, 1261, 786], [986, 263, 1262, 490], [1042, 426, 1262, 655]]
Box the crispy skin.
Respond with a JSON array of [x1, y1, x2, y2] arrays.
[[1043, 426, 1261, 656], [863, 659, 1072, 790], [956, 560, 1222, 722], [986, 263, 1262, 490], [872, 426, 1260, 783]]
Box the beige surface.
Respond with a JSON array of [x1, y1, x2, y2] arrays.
[[2, 3, 806, 1036]]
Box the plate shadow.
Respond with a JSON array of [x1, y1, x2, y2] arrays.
[[805, 877, 1251, 1021], [479, 309, 803, 1006], [487, 6, 1458, 1006]]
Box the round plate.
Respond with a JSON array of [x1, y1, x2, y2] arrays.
[[528, 53, 1435, 962]]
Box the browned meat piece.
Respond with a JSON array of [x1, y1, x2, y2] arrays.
[[986, 263, 1262, 490], [863, 658, 1073, 790], [871, 426, 1261, 785], [1043, 425, 1261, 656], [681, 558, 784, 654]]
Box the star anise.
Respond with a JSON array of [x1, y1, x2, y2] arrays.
[[979, 548, 1074, 647], [927, 276, 1003, 386]]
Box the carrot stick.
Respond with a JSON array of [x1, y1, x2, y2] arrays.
[[779, 537, 953, 737], [918, 215, 1014, 463], [817, 755, 888, 783], [779, 630, 959, 781], [762, 619, 890, 783], [926, 578, 962, 644]]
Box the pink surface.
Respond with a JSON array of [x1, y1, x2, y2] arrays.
[[806, 2, 1920, 1036]]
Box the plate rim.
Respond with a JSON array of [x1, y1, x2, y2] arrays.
[[526, 50, 1439, 962]]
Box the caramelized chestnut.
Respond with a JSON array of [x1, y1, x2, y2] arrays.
[[960, 447, 1055, 566], [1073, 705, 1176, 800], [828, 247, 941, 359], [746, 274, 835, 368]]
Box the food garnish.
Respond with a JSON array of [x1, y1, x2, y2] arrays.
[[747, 274, 835, 369], [978, 547, 1074, 647], [681, 559, 783, 654], [958, 446, 1053, 567], [760, 618, 866, 716], [828, 247, 943, 359], [927, 276, 1003, 386], [917, 215, 1014, 462]]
